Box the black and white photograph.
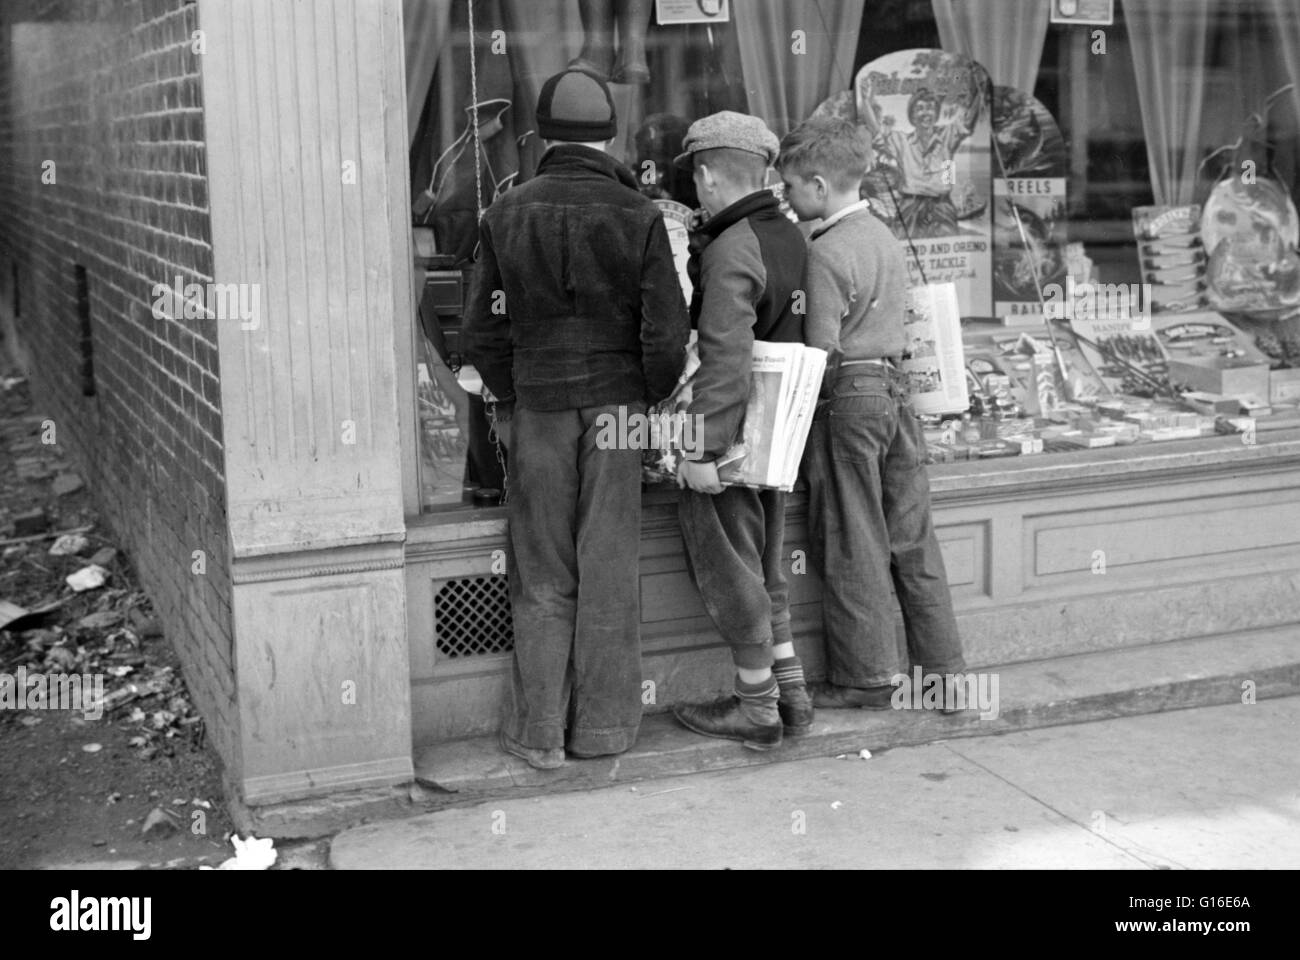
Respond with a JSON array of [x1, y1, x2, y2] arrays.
[[0, 0, 1296, 926]]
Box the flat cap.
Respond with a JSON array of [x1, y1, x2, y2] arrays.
[[673, 111, 780, 169]]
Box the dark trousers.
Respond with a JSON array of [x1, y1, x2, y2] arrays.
[[465, 394, 506, 494], [801, 370, 965, 687], [678, 486, 792, 671], [502, 403, 645, 755]]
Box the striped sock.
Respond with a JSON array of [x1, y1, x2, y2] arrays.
[[773, 655, 806, 690], [735, 673, 779, 705]]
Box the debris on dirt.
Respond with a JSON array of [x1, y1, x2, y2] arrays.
[[11, 507, 48, 537], [77, 610, 122, 631], [0, 598, 62, 632], [65, 565, 109, 592], [140, 807, 180, 839], [48, 532, 89, 556], [15, 457, 53, 482], [82, 743, 102, 753], [1, 374, 229, 869], [44, 645, 77, 670], [0, 523, 94, 548], [127, 607, 163, 638], [51, 473, 84, 497], [200, 834, 277, 871]]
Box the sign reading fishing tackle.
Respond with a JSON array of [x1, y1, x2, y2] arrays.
[[855, 50, 994, 319]]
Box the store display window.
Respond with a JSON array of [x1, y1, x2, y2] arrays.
[[403, 0, 1300, 517]]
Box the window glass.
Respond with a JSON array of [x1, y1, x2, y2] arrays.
[[406, 0, 1300, 515]]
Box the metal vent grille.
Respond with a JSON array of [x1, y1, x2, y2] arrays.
[[435, 576, 514, 659]]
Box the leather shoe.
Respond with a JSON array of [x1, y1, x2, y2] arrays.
[[499, 730, 566, 770], [777, 685, 814, 735], [808, 680, 896, 710], [673, 696, 782, 751]]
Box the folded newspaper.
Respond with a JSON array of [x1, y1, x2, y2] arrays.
[[644, 337, 828, 492]]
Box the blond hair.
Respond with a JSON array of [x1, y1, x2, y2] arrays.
[[777, 119, 872, 192]]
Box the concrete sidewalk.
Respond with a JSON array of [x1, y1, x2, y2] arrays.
[[329, 696, 1300, 869]]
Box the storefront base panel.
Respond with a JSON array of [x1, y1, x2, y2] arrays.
[[231, 547, 415, 806], [406, 434, 1300, 748]]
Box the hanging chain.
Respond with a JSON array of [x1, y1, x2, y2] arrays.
[[468, 0, 484, 224], [467, 0, 507, 503], [488, 401, 510, 504]]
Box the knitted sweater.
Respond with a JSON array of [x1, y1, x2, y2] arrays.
[[805, 206, 907, 381]]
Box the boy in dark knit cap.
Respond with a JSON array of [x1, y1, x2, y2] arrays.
[[464, 70, 689, 769], [669, 111, 814, 751], [777, 117, 966, 712]]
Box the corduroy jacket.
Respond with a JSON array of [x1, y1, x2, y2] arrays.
[[462, 145, 689, 411]]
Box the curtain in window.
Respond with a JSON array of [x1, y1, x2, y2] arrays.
[[1263, 0, 1300, 197], [1122, 0, 1213, 207], [734, 0, 866, 138], [930, 0, 1049, 95], [499, 0, 585, 167], [405, 0, 454, 145], [1265, 0, 1300, 119]]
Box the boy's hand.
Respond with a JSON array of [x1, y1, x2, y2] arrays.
[[677, 459, 722, 495]]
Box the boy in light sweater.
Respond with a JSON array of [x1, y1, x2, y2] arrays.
[[777, 118, 966, 711]]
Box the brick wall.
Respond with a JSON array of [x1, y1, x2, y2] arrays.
[[0, 1, 237, 773]]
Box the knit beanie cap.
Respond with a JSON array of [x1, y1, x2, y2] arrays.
[[536, 69, 618, 142]]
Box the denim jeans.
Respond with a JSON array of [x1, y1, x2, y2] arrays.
[[801, 370, 965, 687], [678, 487, 792, 671], [502, 403, 645, 756]]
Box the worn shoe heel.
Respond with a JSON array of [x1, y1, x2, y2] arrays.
[[778, 686, 814, 737], [673, 697, 783, 750]]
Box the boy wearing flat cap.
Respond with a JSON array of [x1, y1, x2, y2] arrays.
[[670, 111, 814, 750]]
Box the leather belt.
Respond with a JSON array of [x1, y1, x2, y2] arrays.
[[839, 358, 896, 371]]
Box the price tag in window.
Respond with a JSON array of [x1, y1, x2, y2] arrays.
[[1050, 0, 1114, 25], [656, 0, 730, 26]]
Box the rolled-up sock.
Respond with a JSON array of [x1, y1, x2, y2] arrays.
[[773, 655, 806, 690], [735, 672, 779, 705]]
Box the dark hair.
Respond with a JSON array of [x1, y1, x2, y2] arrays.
[[777, 118, 872, 192], [693, 147, 769, 191]]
